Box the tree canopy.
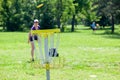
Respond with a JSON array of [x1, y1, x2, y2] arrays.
[[0, 0, 120, 32]]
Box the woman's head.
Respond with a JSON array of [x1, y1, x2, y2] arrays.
[[34, 19, 39, 27]]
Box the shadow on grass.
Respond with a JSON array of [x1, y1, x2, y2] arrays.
[[95, 31, 120, 39], [0, 29, 4, 32], [104, 34, 120, 39], [61, 31, 82, 33], [80, 26, 111, 30], [80, 27, 91, 30]]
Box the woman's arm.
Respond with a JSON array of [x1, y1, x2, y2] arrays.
[[28, 31, 31, 43]]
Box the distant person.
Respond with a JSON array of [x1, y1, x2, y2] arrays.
[[96, 23, 100, 29], [90, 22, 96, 32], [28, 19, 40, 61]]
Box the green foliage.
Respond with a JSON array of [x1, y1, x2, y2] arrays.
[[93, 0, 120, 33], [40, 12, 55, 29], [0, 0, 120, 31], [0, 0, 33, 31], [93, 0, 120, 21], [61, 0, 75, 24], [81, 0, 99, 26], [40, 0, 56, 29]]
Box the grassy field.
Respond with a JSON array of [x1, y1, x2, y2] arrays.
[[0, 25, 120, 80]]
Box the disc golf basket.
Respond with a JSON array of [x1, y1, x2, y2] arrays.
[[31, 29, 64, 80]]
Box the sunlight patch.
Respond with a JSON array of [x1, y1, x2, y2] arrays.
[[89, 75, 97, 78]]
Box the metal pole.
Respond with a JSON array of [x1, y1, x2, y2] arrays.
[[38, 36, 44, 65], [46, 64, 50, 80], [50, 34, 54, 57], [44, 34, 50, 80]]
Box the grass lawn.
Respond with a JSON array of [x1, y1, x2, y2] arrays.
[[0, 25, 120, 80]]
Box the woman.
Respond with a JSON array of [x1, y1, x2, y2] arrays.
[[28, 19, 40, 61]]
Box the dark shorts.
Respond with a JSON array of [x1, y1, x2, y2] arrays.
[[92, 28, 96, 30], [29, 35, 38, 42], [91, 27, 96, 30]]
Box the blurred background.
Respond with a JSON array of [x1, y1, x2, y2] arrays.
[[0, 0, 120, 33]]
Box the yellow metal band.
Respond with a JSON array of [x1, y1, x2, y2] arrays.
[[31, 29, 60, 35], [45, 63, 50, 70]]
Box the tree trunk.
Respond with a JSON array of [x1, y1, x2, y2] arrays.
[[57, 17, 61, 28], [57, 0, 62, 29], [61, 24, 65, 32], [111, 14, 114, 34], [3, 24, 6, 30], [71, 14, 75, 32]]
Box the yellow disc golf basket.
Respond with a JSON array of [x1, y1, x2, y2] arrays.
[[31, 29, 64, 80]]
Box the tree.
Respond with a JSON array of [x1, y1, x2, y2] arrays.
[[94, 0, 120, 33], [55, 0, 62, 28], [1, 0, 11, 31], [81, 0, 98, 26], [0, 0, 40, 31], [72, 0, 90, 32], [21, 0, 38, 29], [39, 0, 56, 29], [54, 0, 75, 32], [8, 0, 23, 31]]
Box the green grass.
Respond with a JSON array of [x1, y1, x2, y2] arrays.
[[0, 25, 120, 80]]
